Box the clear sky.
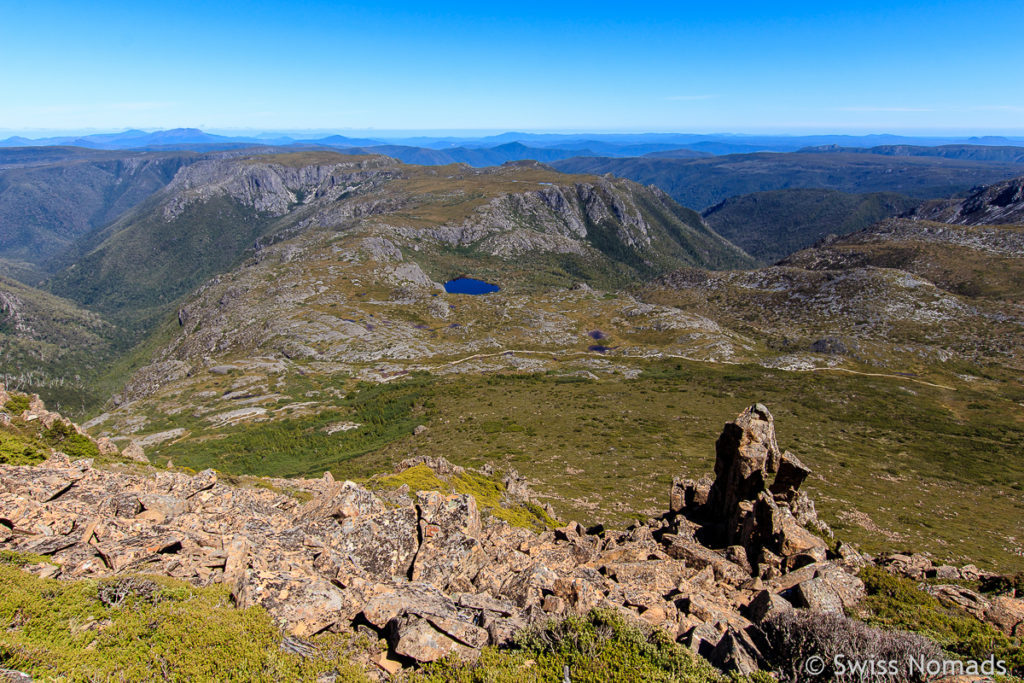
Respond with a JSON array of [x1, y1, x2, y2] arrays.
[[2, 0, 1023, 135]]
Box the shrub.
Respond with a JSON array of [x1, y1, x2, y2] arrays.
[[858, 566, 1024, 676], [3, 394, 30, 414], [416, 608, 737, 682], [97, 577, 161, 608], [0, 564, 372, 681], [980, 572, 1024, 598], [761, 610, 942, 682], [0, 431, 47, 466], [42, 420, 99, 460]]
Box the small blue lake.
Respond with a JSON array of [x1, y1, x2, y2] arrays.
[[444, 277, 500, 295]]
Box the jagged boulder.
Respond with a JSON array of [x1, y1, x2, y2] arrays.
[[673, 404, 831, 577], [706, 404, 782, 523], [0, 668, 32, 683], [768, 451, 811, 498], [880, 552, 934, 579], [294, 479, 386, 521], [234, 570, 361, 638], [136, 493, 187, 523], [363, 583, 492, 662], [787, 566, 865, 614], [411, 492, 486, 591], [709, 626, 768, 675], [314, 505, 420, 583], [94, 437, 119, 456], [986, 595, 1024, 637]]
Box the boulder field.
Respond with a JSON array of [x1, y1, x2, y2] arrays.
[[1, 400, 1019, 677]]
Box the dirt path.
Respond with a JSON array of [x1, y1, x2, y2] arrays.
[[379, 348, 958, 391]]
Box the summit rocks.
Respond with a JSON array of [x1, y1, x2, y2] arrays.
[[1, 403, 868, 675]]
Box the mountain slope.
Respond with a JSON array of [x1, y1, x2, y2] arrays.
[[0, 149, 200, 274], [552, 152, 1024, 210], [702, 189, 919, 264], [58, 154, 1024, 575], [0, 275, 121, 412], [910, 175, 1024, 226], [781, 217, 1024, 301]]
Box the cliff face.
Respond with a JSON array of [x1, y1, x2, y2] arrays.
[[160, 155, 403, 220]]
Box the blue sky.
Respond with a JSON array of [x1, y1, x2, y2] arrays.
[[2, 0, 1023, 135]]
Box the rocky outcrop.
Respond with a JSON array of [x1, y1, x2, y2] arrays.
[[162, 156, 401, 220], [0, 403, 875, 676], [0, 385, 120, 458], [678, 404, 833, 577], [912, 175, 1024, 227], [876, 554, 1024, 638]]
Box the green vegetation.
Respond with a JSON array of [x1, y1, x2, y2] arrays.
[[0, 550, 53, 567], [42, 420, 99, 460], [0, 389, 106, 465], [786, 222, 1024, 301], [0, 555, 759, 682], [0, 429, 47, 466], [702, 188, 918, 264], [858, 567, 1024, 676], [143, 358, 1024, 572], [981, 573, 1024, 597], [49, 194, 278, 333], [415, 608, 763, 683], [4, 393, 30, 414], [376, 463, 446, 491], [0, 554, 372, 682], [0, 274, 120, 416], [159, 374, 436, 477], [0, 152, 193, 268]]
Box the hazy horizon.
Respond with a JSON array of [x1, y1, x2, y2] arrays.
[[3, 127, 1024, 141]]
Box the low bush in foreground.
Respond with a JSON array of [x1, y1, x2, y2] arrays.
[[0, 428, 47, 466], [858, 566, 1024, 677], [413, 608, 767, 682], [761, 610, 941, 682], [0, 557, 371, 682]]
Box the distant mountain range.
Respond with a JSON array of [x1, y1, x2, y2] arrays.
[[4, 128, 1024, 159], [799, 144, 1024, 163]]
